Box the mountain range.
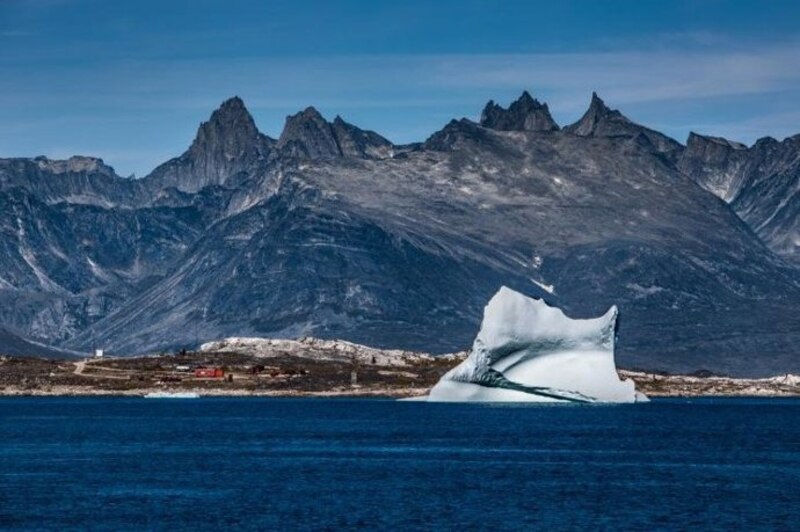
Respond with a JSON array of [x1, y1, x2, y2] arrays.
[[1, 90, 798, 376]]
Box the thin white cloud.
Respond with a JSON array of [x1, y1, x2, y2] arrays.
[[415, 45, 800, 105], [2, 38, 800, 174], [6, 42, 800, 110]]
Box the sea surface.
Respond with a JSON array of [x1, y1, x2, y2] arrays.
[[0, 397, 798, 530]]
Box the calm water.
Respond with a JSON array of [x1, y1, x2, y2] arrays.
[[0, 397, 798, 531]]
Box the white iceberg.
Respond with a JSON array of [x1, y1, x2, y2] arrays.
[[425, 286, 647, 403]]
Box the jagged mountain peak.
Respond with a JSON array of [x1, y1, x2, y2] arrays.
[[589, 91, 610, 111], [564, 92, 683, 161], [294, 106, 327, 122], [330, 115, 394, 159], [216, 95, 247, 113], [277, 106, 335, 137], [566, 92, 630, 136], [278, 106, 341, 159], [192, 96, 263, 149], [333, 114, 354, 127], [480, 90, 559, 132], [278, 107, 393, 160], [145, 96, 273, 192], [586, 92, 628, 122]]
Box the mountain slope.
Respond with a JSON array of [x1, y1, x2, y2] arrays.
[[70, 103, 800, 375], [1, 92, 799, 376], [0, 327, 78, 358], [679, 133, 800, 261], [0, 185, 209, 345]]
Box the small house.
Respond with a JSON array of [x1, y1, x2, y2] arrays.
[[194, 367, 224, 378]]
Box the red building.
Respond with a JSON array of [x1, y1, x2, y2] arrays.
[[194, 367, 224, 378]]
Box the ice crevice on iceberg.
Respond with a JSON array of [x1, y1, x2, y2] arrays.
[[423, 286, 648, 403]]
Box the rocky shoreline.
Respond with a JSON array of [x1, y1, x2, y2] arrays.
[[1, 338, 799, 399], [0, 385, 433, 398], [3, 377, 799, 399], [620, 370, 800, 398]]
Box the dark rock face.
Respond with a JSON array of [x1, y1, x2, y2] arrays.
[[565, 93, 684, 161], [331, 116, 394, 159], [0, 184, 208, 345], [480, 91, 559, 132], [147, 97, 274, 193], [0, 156, 143, 207], [277, 107, 393, 159], [277, 106, 342, 159], [678, 133, 750, 200], [2, 92, 800, 376], [679, 133, 800, 261], [731, 136, 800, 261]]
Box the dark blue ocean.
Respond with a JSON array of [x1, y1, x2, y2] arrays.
[[1, 398, 798, 531]]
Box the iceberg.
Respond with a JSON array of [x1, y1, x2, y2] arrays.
[[425, 286, 647, 403]]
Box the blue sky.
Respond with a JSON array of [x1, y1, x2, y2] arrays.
[[1, 0, 799, 176]]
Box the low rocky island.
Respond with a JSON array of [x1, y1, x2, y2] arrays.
[[1, 336, 798, 398]]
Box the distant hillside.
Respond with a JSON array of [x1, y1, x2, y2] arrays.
[[0, 328, 79, 359]]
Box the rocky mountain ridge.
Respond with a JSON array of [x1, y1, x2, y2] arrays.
[[277, 106, 394, 160], [1, 91, 799, 376], [564, 92, 685, 162]]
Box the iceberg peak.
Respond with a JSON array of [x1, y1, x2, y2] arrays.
[[424, 287, 646, 403]]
